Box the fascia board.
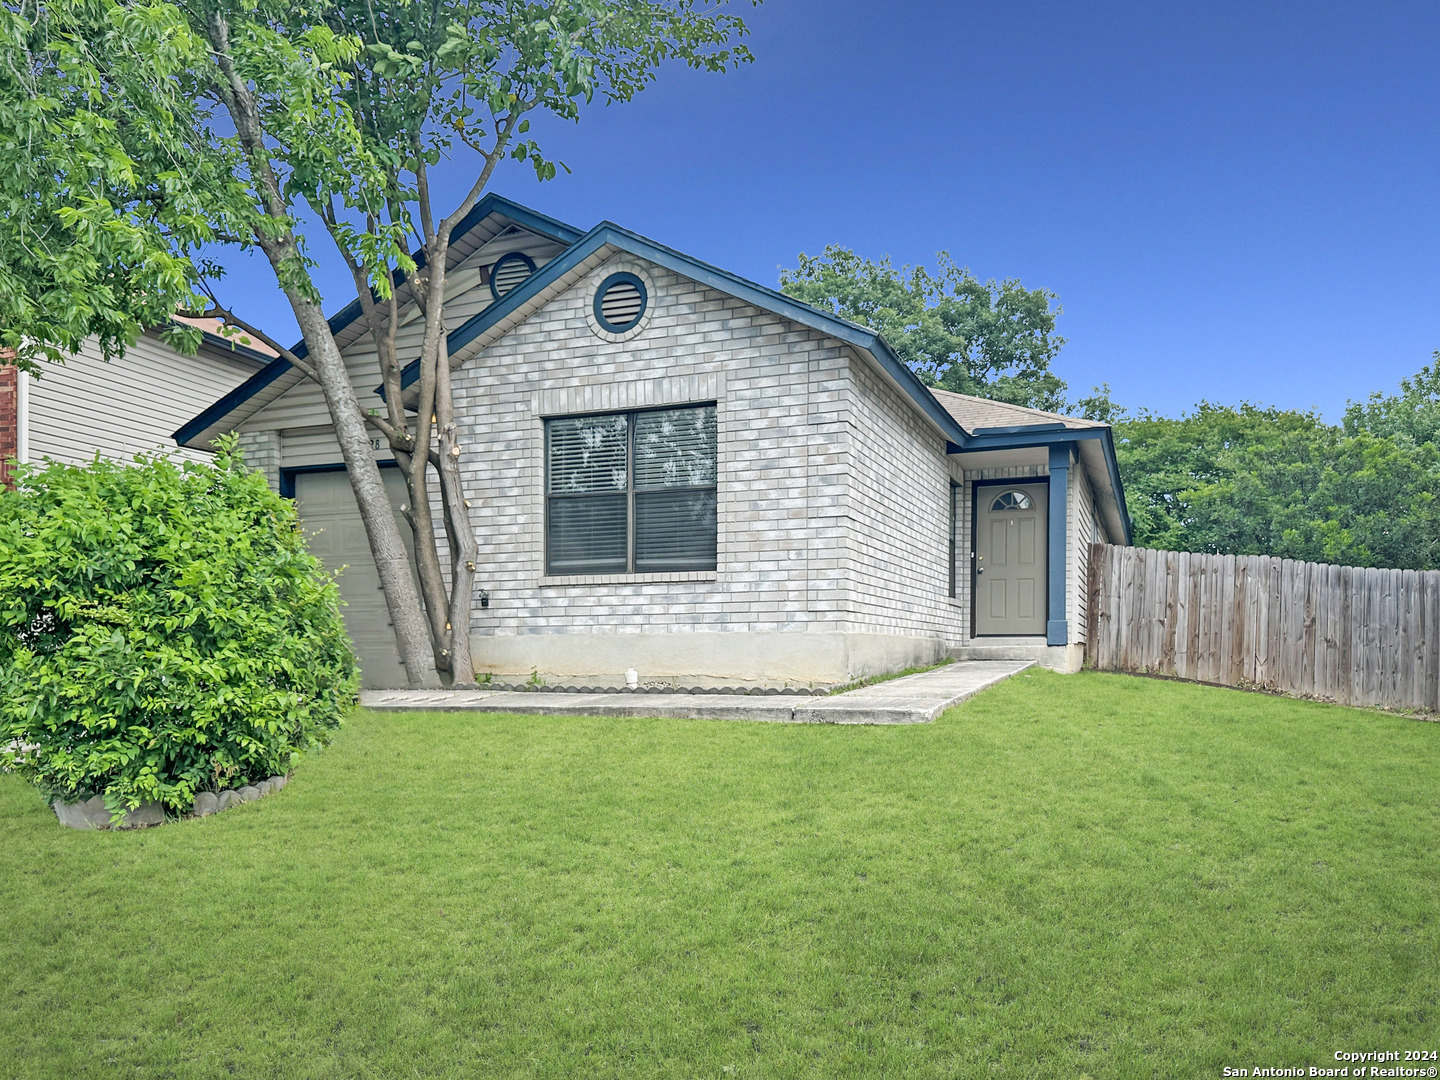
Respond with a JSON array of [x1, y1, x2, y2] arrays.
[[393, 222, 972, 452], [962, 426, 1132, 545], [174, 195, 584, 443]]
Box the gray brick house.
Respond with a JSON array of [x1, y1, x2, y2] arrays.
[[176, 195, 1131, 689]]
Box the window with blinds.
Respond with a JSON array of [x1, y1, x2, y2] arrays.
[[546, 404, 717, 575]]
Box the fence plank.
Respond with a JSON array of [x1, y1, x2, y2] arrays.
[[1220, 554, 1239, 686], [1286, 559, 1307, 696], [1317, 563, 1338, 701], [1175, 551, 1192, 680], [1401, 569, 1419, 710], [1426, 572, 1440, 712], [1429, 571, 1440, 711], [1276, 560, 1294, 695], [1086, 544, 1437, 715]]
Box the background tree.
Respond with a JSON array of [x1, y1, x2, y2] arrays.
[[1074, 382, 1128, 424], [779, 247, 1068, 411], [0, 0, 753, 688], [1110, 381, 1440, 570], [1342, 352, 1440, 446]]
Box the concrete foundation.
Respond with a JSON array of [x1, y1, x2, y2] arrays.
[[951, 637, 1085, 674], [468, 630, 948, 687]]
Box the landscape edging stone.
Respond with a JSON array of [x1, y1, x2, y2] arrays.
[[51, 774, 292, 830]]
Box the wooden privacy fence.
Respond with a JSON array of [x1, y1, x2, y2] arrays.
[[1086, 543, 1440, 712]]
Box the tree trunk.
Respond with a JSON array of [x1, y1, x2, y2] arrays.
[[290, 299, 442, 690], [433, 337, 479, 685]]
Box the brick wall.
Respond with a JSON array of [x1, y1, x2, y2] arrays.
[[236, 429, 281, 491], [0, 366, 16, 489], [841, 346, 957, 638], [450, 253, 959, 643]]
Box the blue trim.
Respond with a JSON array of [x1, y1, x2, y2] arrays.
[[489, 250, 538, 301], [592, 271, 648, 333], [962, 427, 1103, 450], [970, 421, 1068, 436], [956, 426, 1132, 546], [279, 460, 399, 499], [441, 194, 584, 255], [1046, 443, 1070, 646], [174, 193, 583, 445], [396, 223, 970, 452]]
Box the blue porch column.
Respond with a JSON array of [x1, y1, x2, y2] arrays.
[[1047, 443, 1071, 645]]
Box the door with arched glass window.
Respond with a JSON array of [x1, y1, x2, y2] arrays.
[[974, 482, 1048, 635]]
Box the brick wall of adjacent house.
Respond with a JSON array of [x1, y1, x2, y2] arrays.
[[450, 253, 961, 643], [0, 366, 16, 489]]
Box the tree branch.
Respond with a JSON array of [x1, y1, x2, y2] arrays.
[[182, 304, 319, 382], [361, 409, 401, 443], [436, 102, 532, 241]]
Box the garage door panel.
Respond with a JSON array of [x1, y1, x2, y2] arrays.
[[294, 468, 417, 689]]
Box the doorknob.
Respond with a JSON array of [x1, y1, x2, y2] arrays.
[[977, 567, 984, 575]]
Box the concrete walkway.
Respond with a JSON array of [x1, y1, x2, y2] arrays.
[[358, 659, 1034, 725]]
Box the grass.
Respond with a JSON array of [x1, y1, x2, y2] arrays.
[[1, 670, 1437, 1079]]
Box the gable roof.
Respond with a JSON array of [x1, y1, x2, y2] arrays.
[[389, 219, 975, 448], [172, 194, 583, 447], [173, 194, 1131, 543]]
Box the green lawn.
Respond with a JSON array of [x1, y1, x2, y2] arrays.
[[2, 671, 1437, 1079]]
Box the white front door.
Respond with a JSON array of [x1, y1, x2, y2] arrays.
[[974, 483, 1047, 636]]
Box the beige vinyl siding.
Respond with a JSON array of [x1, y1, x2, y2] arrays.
[[280, 427, 397, 469], [241, 231, 567, 451], [1069, 459, 1095, 644], [25, 333, 261, 466]]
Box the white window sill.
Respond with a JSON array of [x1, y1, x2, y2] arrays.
[[540, 571, 719, 587]]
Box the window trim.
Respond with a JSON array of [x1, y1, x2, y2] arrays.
[[543, 402, 718, 577]]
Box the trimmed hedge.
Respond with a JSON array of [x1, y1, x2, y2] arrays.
[[0, 441, 357, 818]]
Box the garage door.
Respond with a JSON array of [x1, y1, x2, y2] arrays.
[[293, 467, 419, 689]]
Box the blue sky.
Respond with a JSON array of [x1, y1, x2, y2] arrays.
[[223, 0, 1440, 420]]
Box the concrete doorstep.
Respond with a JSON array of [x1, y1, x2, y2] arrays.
[[359, 660, 1035, 725]]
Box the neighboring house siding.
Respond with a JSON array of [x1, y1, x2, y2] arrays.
[[26, 334, 259, 466]]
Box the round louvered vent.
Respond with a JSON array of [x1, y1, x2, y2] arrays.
[[489, 251, 537, 300], [593, 272, 648, 333]]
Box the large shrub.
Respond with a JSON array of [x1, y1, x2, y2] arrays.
[[0, 442, 357, 817]]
